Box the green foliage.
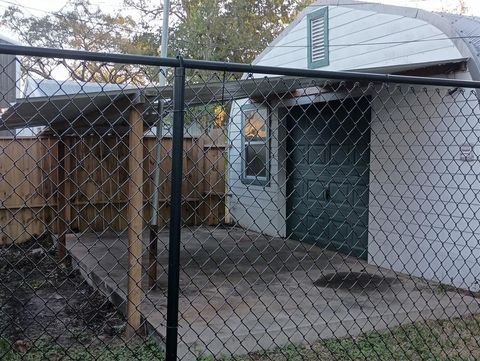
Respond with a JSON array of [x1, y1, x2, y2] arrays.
[[2, 298, 480, 360], [1, 0, 315, 86], [147, 0, 315, 63], [0, 337, 164, 361], [1, 0, 158, 83], [0, 337, 15, 361], [223, 315, 480, 361]]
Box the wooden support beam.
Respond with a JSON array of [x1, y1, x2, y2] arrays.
[[64, 138, 72, 228], [126, 102, 145, 338], [56, 138, 68, 263]]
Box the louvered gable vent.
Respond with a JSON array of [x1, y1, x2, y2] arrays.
[[308, 7, 329, 68]]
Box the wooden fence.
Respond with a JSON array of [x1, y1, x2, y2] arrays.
[[0, 129, 226, 245]]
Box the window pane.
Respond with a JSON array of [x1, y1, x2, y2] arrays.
[[244, 110, 267, 141], [245, 143, 267, 178]]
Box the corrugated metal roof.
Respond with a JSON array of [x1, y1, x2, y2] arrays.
[[1, 88, 153, 134], [256, 1, 480, 82], [22, 78, 133, 98], [0, 76, 320, 133], [440, 13, 480, 62]]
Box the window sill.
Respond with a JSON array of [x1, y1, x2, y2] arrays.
[[241, 177, 270, 187]]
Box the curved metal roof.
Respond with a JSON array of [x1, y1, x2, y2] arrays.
[[256, 0, 480, 80], [438, 12, 480, 78]]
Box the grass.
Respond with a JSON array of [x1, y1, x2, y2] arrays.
[[2, 315, 480, 360], [227, 314, 480, 361], [0, 337, 164, 361]]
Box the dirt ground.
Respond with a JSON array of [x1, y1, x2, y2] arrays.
[[4, 231, 480, 361], [0, 236, 127, 353]]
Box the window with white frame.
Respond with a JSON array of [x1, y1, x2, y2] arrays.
[[241, 104, 269, 185]]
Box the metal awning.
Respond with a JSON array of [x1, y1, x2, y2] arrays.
[[0, 89, 155, 133], [0, 76, 317, 133], [0, 58, 468, 134]]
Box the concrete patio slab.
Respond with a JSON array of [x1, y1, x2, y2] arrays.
[[66, 226, 480, 360]]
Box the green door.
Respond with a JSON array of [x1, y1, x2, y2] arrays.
[[286, 98, 371, 259]]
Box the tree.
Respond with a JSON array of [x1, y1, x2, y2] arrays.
[[3, 0, 314, 83], [122, 0, 314, 127], [2, 0, 158, 84], [124, 0, 315, 63], [457, 0, 469, 14], [441, 0, 470, 14]]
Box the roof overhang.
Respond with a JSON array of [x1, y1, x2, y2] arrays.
[[0, 58, 469, 135], [0, 76, 322, 134], [1, 88, 157, 134], [353, 58, 468, 76]]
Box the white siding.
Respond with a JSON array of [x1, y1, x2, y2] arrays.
[[228, 4, 480, 290], [228, 100, 286, 237], [368, 72, 480, 291], [230, 72, 480, 291], [255, 6, 463, 71]]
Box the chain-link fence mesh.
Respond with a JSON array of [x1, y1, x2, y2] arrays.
[[1, 47, 480, 361]]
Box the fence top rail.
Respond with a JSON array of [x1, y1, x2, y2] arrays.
[[2, 43, 480, 90]]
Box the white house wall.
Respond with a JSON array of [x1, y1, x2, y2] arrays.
[[369, 72, 480, 291], [229, 4, 464, 237], [233, 2, 466, 235], [228, 4, 480, 290], [255, 6, 463, 70], [229, 74, 480, 291], [228, 100, 286, 237]]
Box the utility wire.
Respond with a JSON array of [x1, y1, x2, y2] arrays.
[[175, 34, 480, 49], [0, 0, 140, 13], [2, 0, 478, 49], [0, 0, 139, 30], [2, 0, 475, 18], [0, 0, 58, 14]]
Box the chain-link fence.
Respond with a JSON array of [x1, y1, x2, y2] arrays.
[[1, 45, 480, 361]]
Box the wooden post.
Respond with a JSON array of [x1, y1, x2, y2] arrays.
[[64, 138, 72, 230], [148, 225, 158, 289], [57, 138, 68, 263], [126, 101, 145, 338]]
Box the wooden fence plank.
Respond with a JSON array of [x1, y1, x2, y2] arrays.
[[56, 139, 68, 261], [0, 128, 227, 245]]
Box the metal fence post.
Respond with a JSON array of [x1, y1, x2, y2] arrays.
[[165, 60, 186, 361]]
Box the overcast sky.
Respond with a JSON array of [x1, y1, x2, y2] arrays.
[[1, 0, 479, 17], [374, 0, 480, 13], [0, 0, 479, 42]]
